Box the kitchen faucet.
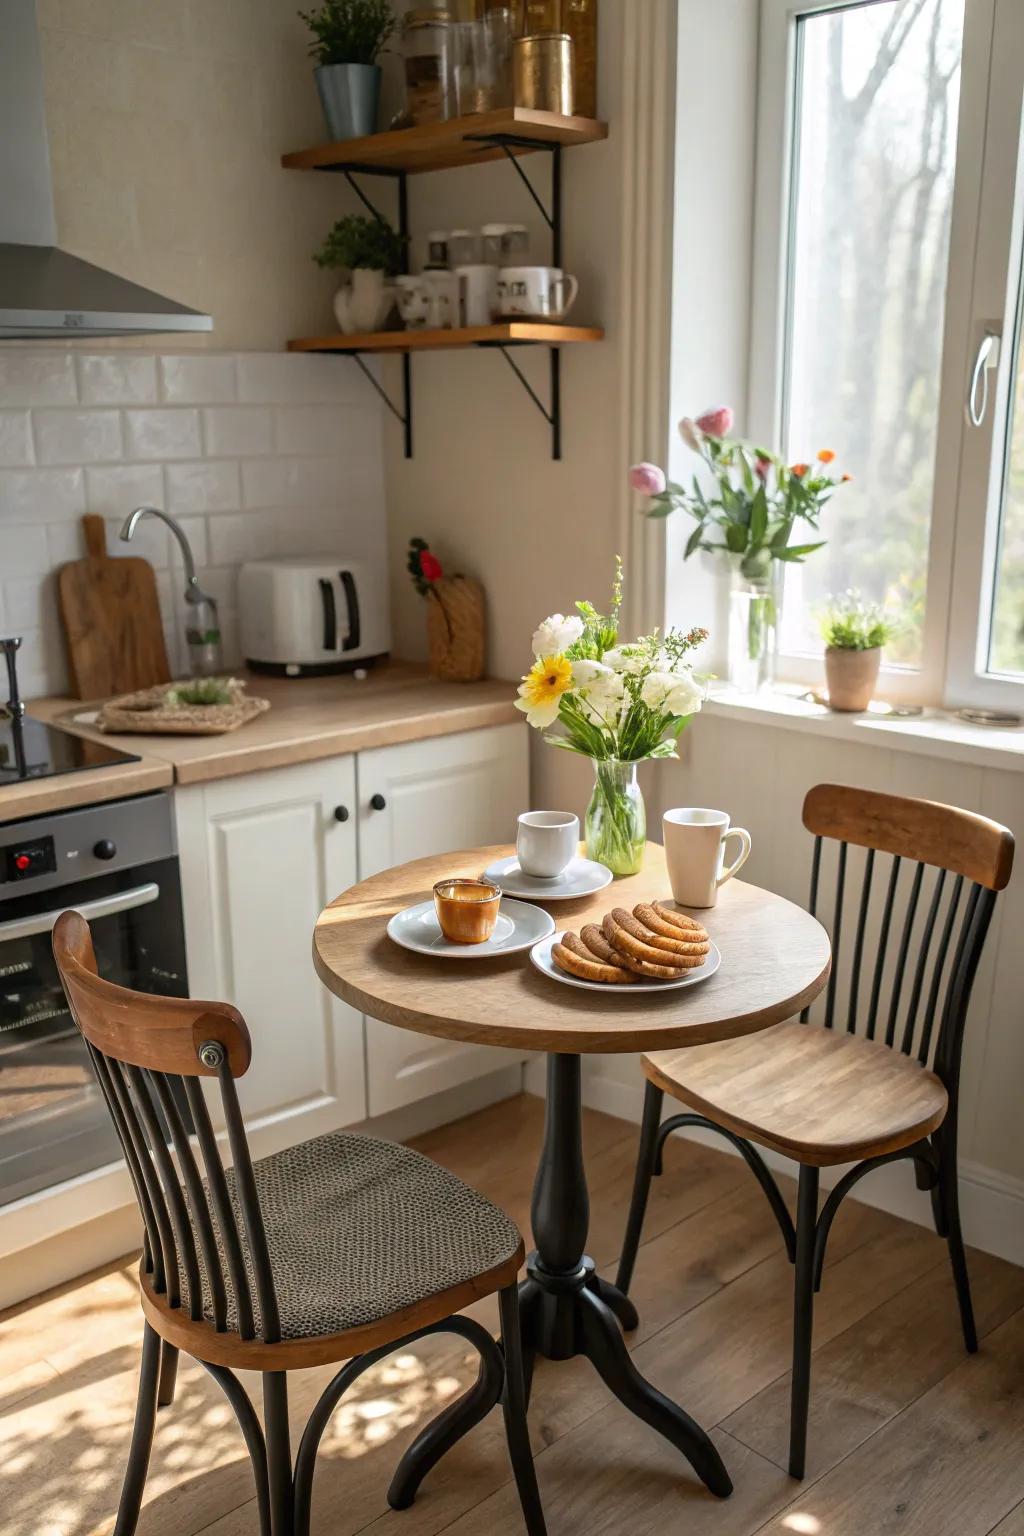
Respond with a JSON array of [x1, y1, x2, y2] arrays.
[[121, 506, 222, 677]]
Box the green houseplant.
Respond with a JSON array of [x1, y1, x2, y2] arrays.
[[313, 214, 403, 334], [299, 0, 395, 140], [817, 591, 898, 711]]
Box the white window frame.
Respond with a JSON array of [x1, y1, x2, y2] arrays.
[[747, 0, 1013, 709]]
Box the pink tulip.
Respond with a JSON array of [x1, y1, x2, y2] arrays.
[[628, 462, 667, 496], [695, 405, 734, 438], [678, 416, 702, 453], [755, 454, 772, 481]]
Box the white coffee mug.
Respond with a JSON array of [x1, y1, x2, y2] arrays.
[[396, 274, 430, 328], [497, 265, 579, 320], [422, 269, 459, 329], [456, 263, 499, 327], [517, 810, 579, 879], [662, 808, 752, 908]]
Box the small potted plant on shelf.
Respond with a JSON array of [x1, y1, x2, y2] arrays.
[[299, 0, 395, 141], [817, 590, 898, 711], [313, 214, 404, 334]]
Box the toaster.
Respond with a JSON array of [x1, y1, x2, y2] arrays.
[[238, 557, 390, 676]]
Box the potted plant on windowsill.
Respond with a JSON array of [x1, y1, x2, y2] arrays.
[[299, 0, 395, 141], [631, 409, 852, 694], [818, 591, 899, 711], [313, 214, 404, 334]]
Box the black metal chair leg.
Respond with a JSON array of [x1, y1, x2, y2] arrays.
[[615, 1081, 664, 1296], [937, 1130, 977, 1353], [263, 1372, 293, 1536], [113, 1322, 162, 1536], [789, 1165, 819, 1480], [203, 1362, 273, 1536], [157, 1342, 179, 1408], [387, 1333, 504, 1509], [499, 1284, 547, 1536]]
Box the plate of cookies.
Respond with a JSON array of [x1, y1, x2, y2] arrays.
[[530, 902, 720, 992]]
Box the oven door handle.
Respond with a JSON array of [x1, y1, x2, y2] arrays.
[[0, 882, 161, 943]]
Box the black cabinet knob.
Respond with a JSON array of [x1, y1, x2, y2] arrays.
[[93, 838, 117, 861], [370, 793, 387, 812], [334, 805, 349, 822]]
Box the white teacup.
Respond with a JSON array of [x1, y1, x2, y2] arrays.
[[455, 263, 499, 326], [497, 265, 579, 321], [662, 808, 751, 909], [517, 810, 579, 879]]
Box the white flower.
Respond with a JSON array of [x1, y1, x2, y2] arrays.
[[602, 644, 646, 675], [571, 659, 625, 724], [640, 668, 704, 717], [678, 416, 703, 454], [514, 691, 563, 729], [531, 613, 584, 659]]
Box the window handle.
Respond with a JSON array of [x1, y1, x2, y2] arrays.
[[968, 328, 1001, 427]]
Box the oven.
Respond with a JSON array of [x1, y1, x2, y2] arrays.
[[0, 793, 188, 1206]]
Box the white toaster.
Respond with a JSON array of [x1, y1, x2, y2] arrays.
[[238, 557, 390, 676]]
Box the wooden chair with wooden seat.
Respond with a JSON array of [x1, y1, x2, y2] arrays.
[[52, 910, 546, 1536], [614, 783, 1014, 1480]]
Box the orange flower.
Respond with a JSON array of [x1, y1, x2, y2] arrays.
[[841, 473, 852, 483], [791, 463, 809, 478], [817, 449, 836, 464]]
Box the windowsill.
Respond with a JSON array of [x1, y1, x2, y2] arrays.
[[703, 686, 1024, 772]]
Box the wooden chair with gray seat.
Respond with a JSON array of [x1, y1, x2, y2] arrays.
[[52, 910, 546, 1536], [614, 783, 1014, 1480]]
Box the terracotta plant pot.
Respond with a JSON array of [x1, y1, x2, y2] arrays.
[[824, 646, 881, 711], [425, 576, 486, 682]]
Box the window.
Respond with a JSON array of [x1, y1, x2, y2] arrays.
[[750, 0, 1024, 707]]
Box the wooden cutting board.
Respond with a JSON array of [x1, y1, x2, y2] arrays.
[[58, 514, 172, 700]]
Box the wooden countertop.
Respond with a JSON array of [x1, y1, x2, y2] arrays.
[[1, 664, 518, 823]]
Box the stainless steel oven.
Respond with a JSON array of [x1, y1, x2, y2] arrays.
[[0, 793, 188, 1206]]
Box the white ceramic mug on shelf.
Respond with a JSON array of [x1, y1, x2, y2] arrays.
[[662, 807, 752, 909], [456, 263, 499, 327], [497, 265, 579, 320], [517, 810, 579, 879]]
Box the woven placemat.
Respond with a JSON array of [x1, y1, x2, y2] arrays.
[[97, 680, 271, 736]]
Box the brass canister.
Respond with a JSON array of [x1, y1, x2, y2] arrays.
[[513, 32, 574, 115]]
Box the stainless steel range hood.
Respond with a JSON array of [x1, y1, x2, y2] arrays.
[[0, 0, 212, 339]]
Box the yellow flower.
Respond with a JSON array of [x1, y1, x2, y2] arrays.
[[515, 653, 574, 729]]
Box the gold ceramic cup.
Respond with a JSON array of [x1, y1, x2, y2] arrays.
[[433, 877, 502, 944]]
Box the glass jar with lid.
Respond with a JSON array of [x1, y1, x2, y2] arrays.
[[481, 223, 530, 263], [403, 9, 454, 124], [448, 229, 481, 266]]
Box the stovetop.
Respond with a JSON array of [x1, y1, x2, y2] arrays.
[[0, 714, 140, 783]]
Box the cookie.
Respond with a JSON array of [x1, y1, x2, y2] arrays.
[[553, 931, 636, 985], [602, 910, 706, 971], [650, 901, 707, 936], [580, 923, 629, 967], [629, 904, 710, 956]]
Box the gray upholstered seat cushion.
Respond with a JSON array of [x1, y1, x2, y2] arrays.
[[211, 1132, 521, 1340]]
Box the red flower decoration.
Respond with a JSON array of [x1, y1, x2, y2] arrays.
[[419, 550, 443, 582]]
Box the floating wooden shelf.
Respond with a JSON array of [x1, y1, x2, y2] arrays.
[[281, 108, 608, 177], [287, 322, 604, 354]]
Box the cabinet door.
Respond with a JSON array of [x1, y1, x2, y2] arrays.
[[357, 724, 529, 1114], [175, 757, 364, 1154]]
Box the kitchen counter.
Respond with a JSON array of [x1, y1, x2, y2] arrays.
[[2, 664, 518, 822]]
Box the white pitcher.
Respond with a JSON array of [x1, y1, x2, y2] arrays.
[[333, 268, 394, 335]]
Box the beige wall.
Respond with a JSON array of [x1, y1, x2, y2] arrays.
[[36, 0, 346, 349]]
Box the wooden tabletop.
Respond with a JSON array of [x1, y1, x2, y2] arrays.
[[313, 843, 832, 1055]]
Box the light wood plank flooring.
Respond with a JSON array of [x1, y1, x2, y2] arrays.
[[2, 1093, 1022, 1536]]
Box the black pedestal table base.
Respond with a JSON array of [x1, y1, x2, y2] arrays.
[[518, 1053, 732, 1498]]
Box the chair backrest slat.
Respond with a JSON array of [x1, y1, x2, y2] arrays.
[[53, 909, 281, 1347], [801, 785, 1013, 1098], [149, 1071, 228, 1332], [183, 1076, 256, 1339]]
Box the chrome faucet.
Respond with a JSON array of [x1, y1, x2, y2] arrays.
[[121, 506, 222, 677]]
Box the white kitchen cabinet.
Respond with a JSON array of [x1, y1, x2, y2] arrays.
[[174, 755, 364, 1155], [357, 724, 529, 1115]]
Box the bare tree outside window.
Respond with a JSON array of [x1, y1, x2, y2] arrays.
[[778, 0, 965, 666]]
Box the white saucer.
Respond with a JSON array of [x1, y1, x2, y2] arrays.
[[530, 933, 722, 993], [481, 855, 614, 901], [387, 896, 555, 959]]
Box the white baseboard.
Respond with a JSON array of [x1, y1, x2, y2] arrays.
[[527, 1069, 1024, 1269]]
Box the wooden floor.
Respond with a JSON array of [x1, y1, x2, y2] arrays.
[[4, 1093, 1024, 1536]]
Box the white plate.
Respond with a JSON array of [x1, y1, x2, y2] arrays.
[[481, 855, 614, 901], [387, 896, 555, 959], [530, 932, 722, 993]]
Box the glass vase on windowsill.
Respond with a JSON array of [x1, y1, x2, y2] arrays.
[[728, 561, 782, 694]]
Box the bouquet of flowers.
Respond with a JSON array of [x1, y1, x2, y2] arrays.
[[514, 560, 708, 875]]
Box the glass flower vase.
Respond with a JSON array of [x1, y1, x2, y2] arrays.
[[585, 759, 646, 876], [728, 564, 781, 693]]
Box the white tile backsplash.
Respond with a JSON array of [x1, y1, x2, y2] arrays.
[[0, 350, 385, 695]]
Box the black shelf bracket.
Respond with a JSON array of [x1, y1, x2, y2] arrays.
[[481, 342, 562, 460], [347, 353, 412, 458]]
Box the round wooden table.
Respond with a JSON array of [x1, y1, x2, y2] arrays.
[[314, 842, 831, 1499]]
